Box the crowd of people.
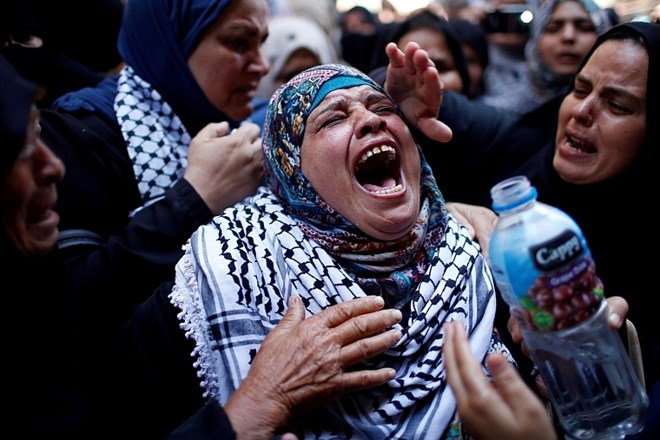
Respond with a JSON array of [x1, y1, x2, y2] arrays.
[[2, 0, 658, 438]]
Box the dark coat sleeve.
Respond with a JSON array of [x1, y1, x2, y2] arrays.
[[116, 280, 216, 439], [420, 91, 560, 207], [166, 400, 237, 440], [419, 90, 518, 206], [40, 109, 213, 322]]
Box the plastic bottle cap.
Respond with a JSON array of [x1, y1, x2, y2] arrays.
[[492, 185, 537, 212]]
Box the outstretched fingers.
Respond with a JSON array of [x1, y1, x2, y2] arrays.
[[385, 42, 406, 69], [315, 295, 387, 328], [444, 321, 491, 400], [335, 365, 398, 393], [314, 296, 403, 365], [339, 326, 402, 366]]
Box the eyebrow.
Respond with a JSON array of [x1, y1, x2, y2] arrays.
[[575, 73, 642, 101], [548, 17, 592, 24], [316, 89, 389, 112], [225, 21, 260, 36], [317, 96, 347, 112]]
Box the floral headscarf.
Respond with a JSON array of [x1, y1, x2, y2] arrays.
[[262, 63, 448, 307]]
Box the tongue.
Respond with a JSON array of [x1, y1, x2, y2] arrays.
[[363, 176, 396, 193]]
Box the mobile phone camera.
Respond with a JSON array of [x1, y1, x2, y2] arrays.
[[484, 5, 533, 34]]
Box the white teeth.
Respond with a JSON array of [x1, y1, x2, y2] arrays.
[[358, 145, 395, 164], [567, 136, 593, 153], [373, 184, 402, 195]]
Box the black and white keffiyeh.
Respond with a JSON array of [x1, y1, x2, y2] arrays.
[[171, 189, 508, 439], [170, 64, 513, 439], [115, 65, 191, 208]]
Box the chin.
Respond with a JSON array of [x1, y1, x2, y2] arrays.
[[371, 216, 418, 241], [555, 167, 590, 185], [15, 238, 55, 257], [223, 108, 250, 121]]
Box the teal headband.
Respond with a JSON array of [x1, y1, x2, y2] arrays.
[[310, 75, 380, 112]]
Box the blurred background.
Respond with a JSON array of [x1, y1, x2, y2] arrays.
[[336, 0, 659, 23]]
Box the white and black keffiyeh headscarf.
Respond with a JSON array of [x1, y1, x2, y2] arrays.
[[171, 64, 513, 439], [115, 65, 191, 206]]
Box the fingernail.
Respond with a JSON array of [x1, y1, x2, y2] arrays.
[[608, 313, 622, 329]]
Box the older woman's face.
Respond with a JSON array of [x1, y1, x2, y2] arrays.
[[1, 108, 65, 256], [187, 0, 270, 121], [538, 1, 599, 77], [301, 85, 421, 241], [553, 39, 647, 184]]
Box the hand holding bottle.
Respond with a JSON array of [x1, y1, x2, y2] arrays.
[[489, 176, 647, 439]]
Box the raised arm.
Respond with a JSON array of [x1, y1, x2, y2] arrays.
[[383, 41, 452, 143]]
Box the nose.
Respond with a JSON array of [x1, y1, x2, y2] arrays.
[[355, 109, 386, 138], [571, 96, 594, 126], [559, 23, 577, 42], [35, 138, 65, 185], [248, 47, 269, 77]]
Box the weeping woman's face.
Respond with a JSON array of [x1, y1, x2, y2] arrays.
[[2, 108, 65, 256], [301, 85, 422, 242], [553, 39, 647, 185]]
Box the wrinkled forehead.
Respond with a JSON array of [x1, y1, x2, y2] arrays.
[[263, 64, 387, 156], [308, 84, 391, 116], [281, 65, 385, 116]]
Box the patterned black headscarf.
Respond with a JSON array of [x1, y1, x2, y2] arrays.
[[0, 54, 36, 181]]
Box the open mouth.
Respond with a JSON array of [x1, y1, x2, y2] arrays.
[[354, 145, 402, 195], [28, 205, 54, 225], [566, 135, 596, 153]]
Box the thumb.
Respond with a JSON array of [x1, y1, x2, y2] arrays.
[[280, 295, 306, 327], [198, 120, 230, 139], [486, 353, 544, 408], [418, 119, 453, 143], [486, 353, 520, 389]]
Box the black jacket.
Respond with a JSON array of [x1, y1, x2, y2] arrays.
[[422, 90, 659, 393], [40, 109, 213, 325]]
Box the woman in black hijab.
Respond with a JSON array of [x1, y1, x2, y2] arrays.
[[424, 21, 660, 395], [0, 54, 79, 435]]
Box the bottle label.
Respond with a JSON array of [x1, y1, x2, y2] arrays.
[[523, 254, 603, 331], [531, 230, 583, 272], [494, 229, 604, 331]]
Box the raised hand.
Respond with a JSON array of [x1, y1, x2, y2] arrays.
[[383, 41, 452, 143]]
